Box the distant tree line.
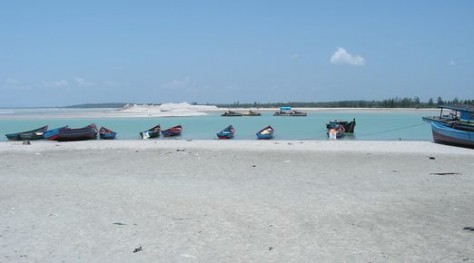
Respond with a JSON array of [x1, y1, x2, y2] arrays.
[[215, 97, 474, 109], [64, 97, 474, 109]]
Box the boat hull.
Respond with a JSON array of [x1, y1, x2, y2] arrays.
[[161, 125, 182, 137], [5, 125, 48, 141], [217, 125, 235, 139], [256, 126, 274, 139], [57, 125, 98, 141], [431, 122, 474, 148], [140, 125, 160, 139]]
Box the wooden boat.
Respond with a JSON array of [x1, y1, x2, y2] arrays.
[[99, 127, 117, 139], [161, 125, 182, 137], [56, 124, 98, 141], [423, 104, 474, 125], [242, 110, 261, 116], [221, 111, 243, 117], [431, 122, 474, 148], [326, 118, 356, 134], [217, 125, 235, 139], [256, 125, 274, 139], [43, 126, 69, 140], [139, 124, 161, 139], [5, 125, 48, 141], [273, 107, 307, 116]]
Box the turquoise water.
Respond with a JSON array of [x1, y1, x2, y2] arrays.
[[0, 109, 436, 141]]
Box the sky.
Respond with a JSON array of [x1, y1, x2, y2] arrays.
[[1, 1, 473, 107]]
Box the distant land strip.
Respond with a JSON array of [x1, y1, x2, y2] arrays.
[[62, 97, 473, 109]]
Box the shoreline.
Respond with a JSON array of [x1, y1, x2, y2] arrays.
[[1, 140, 472, 155]]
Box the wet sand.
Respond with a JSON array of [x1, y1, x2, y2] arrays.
[[1, 140, 473, 262]]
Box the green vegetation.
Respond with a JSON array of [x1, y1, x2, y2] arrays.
[[62, 97, 474, 109], [215, 97, 474, 109]]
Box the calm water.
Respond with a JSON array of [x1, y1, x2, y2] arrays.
[[0, 108, 437, 141]]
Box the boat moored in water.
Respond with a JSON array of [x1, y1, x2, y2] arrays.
[[56, 124, 98, 141], [99, 127, 117, 139], [5, 125, 48, 141], [140, 124, 161, 139], [221, 111, 243, 117], [217, 125, 235, 139], [256, 125, 274, 139], [273, 106, 307, 116], [161, 125, 182, 137]]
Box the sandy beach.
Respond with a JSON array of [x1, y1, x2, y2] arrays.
[[1, 140, 473, 262]]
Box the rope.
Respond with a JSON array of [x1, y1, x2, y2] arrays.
[[355, 122, 426, 138]]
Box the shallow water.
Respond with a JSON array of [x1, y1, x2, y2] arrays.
[[0, 108, 437, 141]]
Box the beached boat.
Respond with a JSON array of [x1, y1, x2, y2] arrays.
[[326, 118, 356, 134], [256, 125, 274, 139], [242, 110, 261, 116], [423, 104, 474, 125], [221, 111, 243, 117], [5, 125, 48, 141], [99, 127, 117, 139], [430, 122, 474, 148], [56, 124, 98, 141], [161, 125, 182, 137], [140, 124, 161, 139], [273, 107, 307, 116], [43, 126, 69, 140], [217, 125, 235, 139]]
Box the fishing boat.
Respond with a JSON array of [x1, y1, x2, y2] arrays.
[[43, 126, 69, 140], [99, 127, 117, 139], [273, 106, 307, 116], [256, 125, 274, 139], [221, 110, 243, 117], [5, 125, 48, 141], [217, 125, 235, 139], [139, 124, 161, 139], [242, 110, 261, 116], [326, 118, 356, 134], [430, 122, 474, 148], [56, 124, 98, 141], [422, 104, 474, 125], [161, 125, 182, 137]]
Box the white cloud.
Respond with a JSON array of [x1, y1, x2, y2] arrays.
[[330, 47, 365, 66], [5, 78, 32, 90], [449, 60, 456, 66], [74, 77, 96, 87], [291, 53, 300, 59]]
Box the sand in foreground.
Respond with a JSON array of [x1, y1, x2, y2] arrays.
[[1, 141, 473, 262]]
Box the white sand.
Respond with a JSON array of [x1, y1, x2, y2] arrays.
[[1, 140, 473, 262]]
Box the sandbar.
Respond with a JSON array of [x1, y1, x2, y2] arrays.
[[1, 140, 473, 262]]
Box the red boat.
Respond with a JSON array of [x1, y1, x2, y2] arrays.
[[161, 125, 182, 137]]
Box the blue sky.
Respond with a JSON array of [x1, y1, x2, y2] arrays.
[[1, 1, 473, 107]]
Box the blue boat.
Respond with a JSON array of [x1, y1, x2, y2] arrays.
[[256, 125, 274, 139], [99, 127, 117, 139], [217, 125, 235, 139], [431, 122, 474, 148]]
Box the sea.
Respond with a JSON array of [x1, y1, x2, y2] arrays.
[[0, 108, 438, 142]]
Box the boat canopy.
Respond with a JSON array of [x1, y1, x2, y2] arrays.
[[280, 106, 292, 111], [438, 105, 474, 121]]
